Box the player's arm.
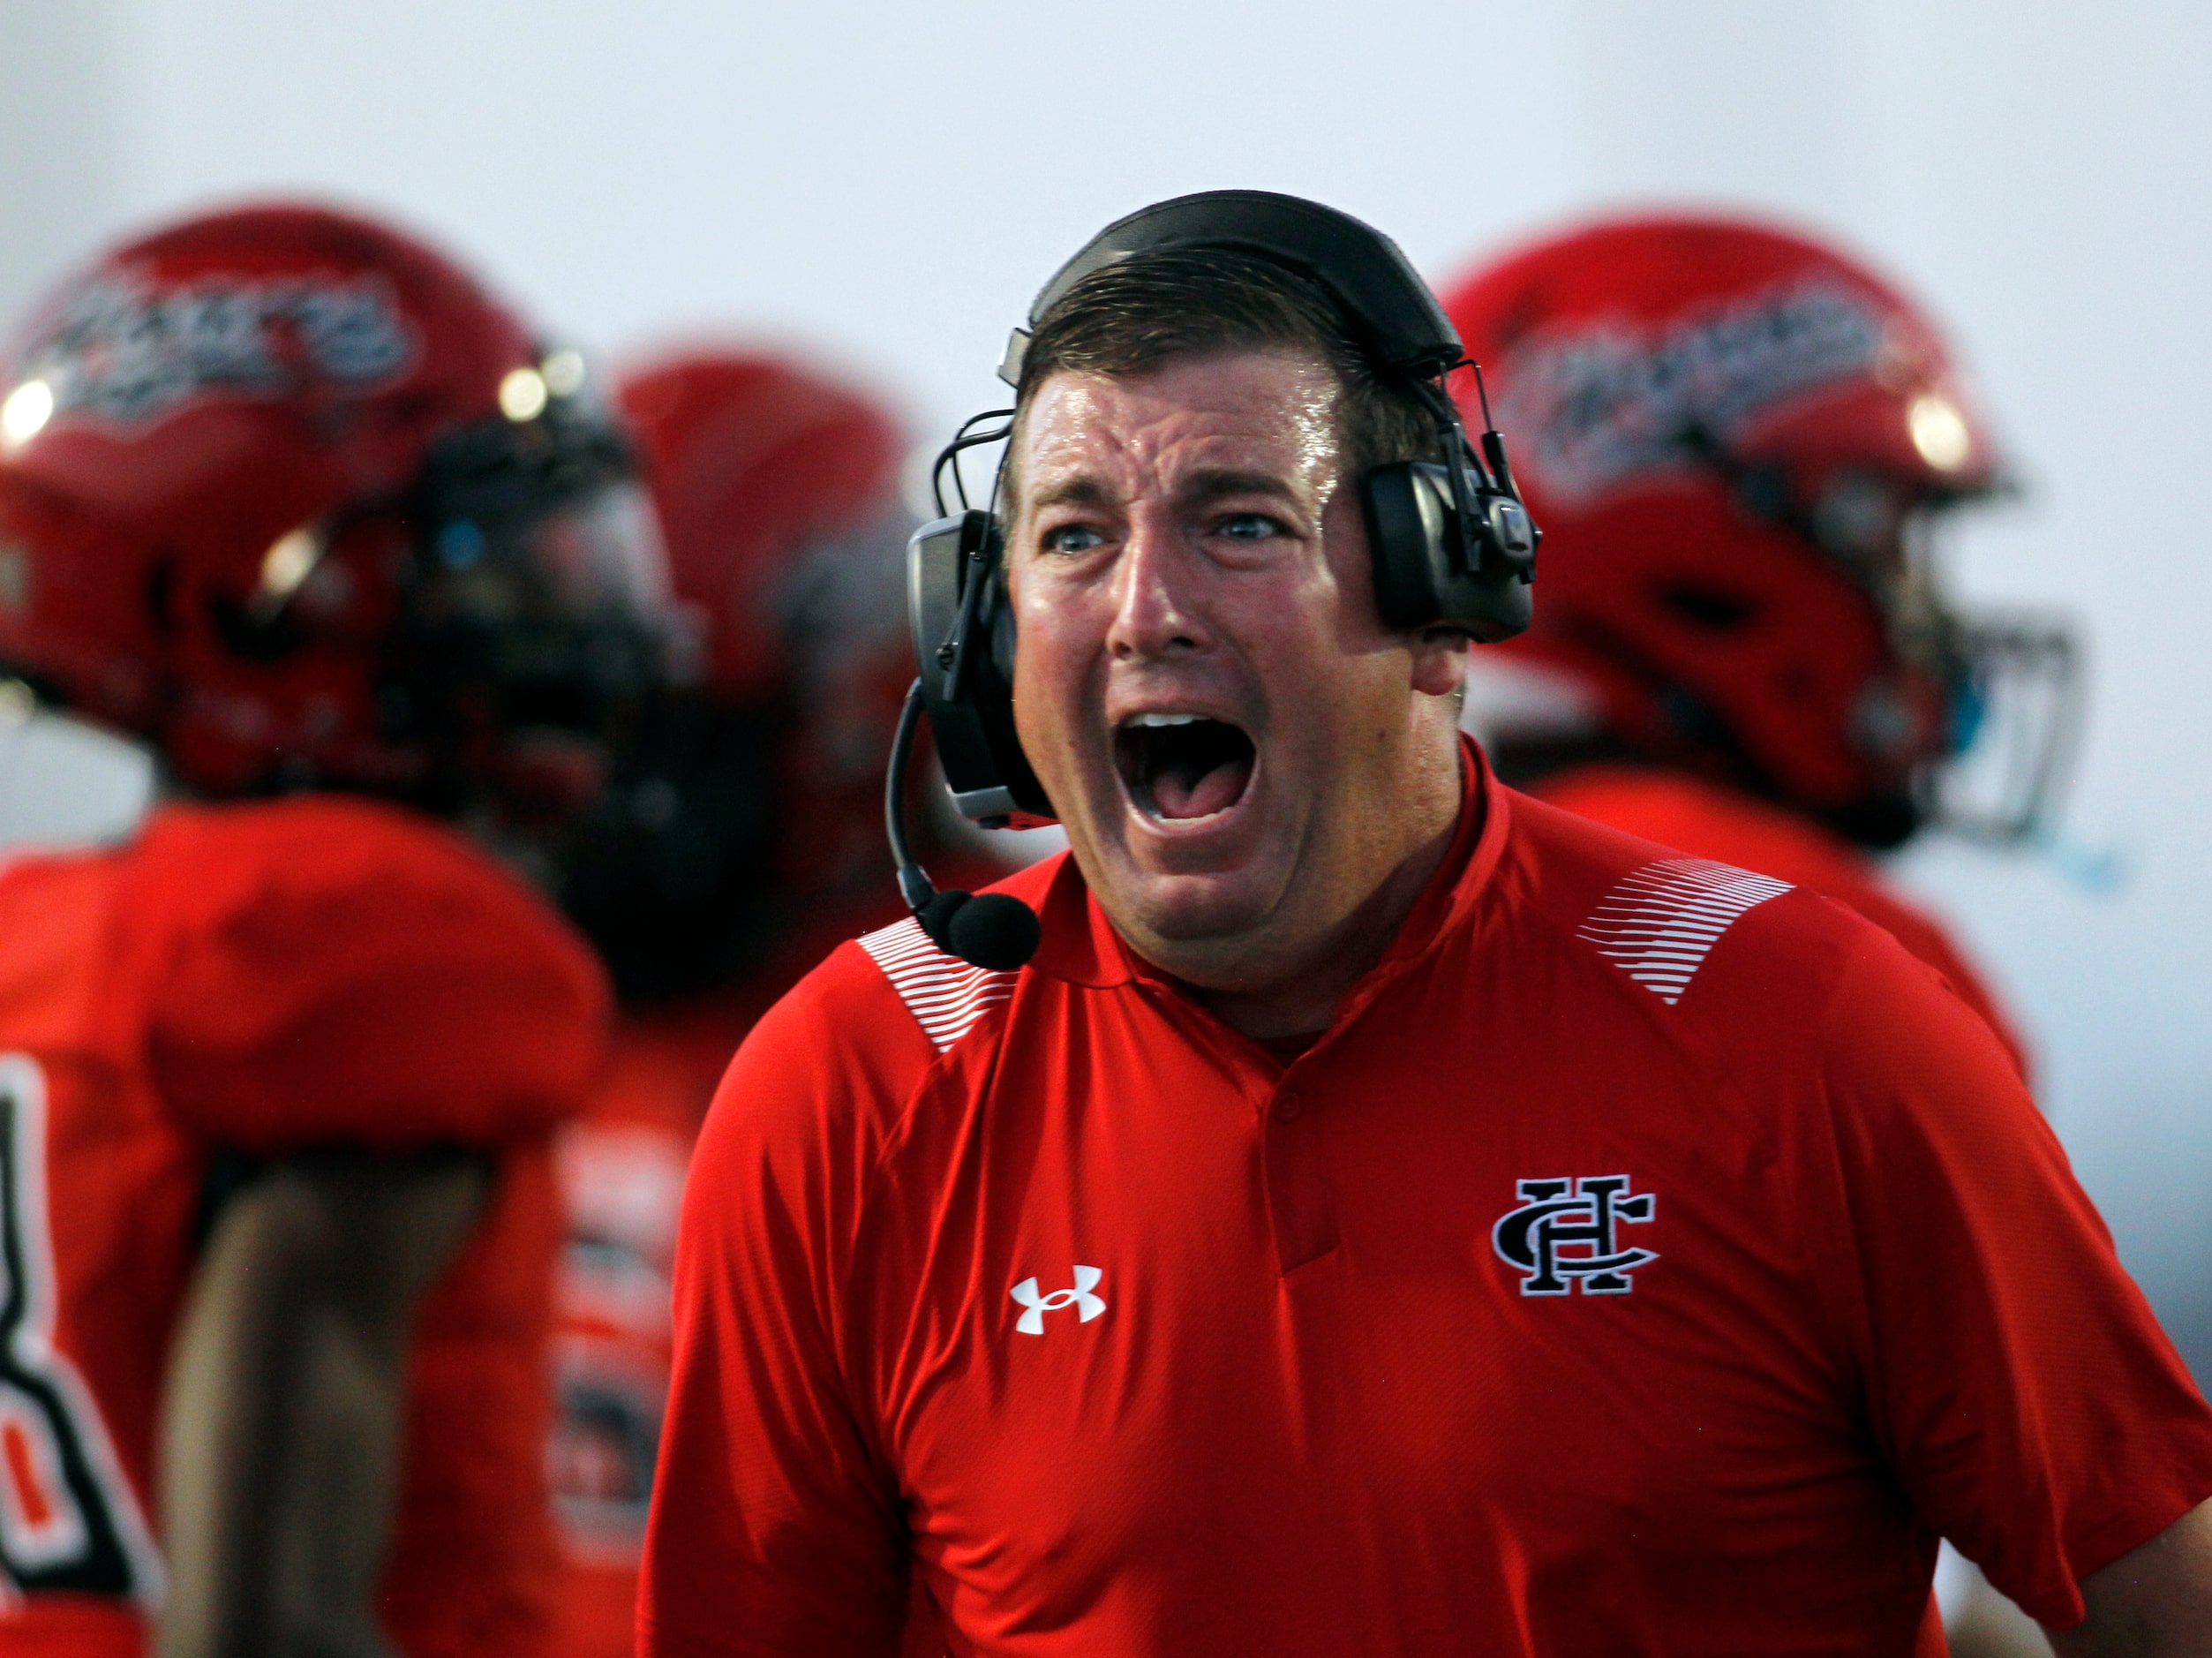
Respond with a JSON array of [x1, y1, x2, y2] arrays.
[[2051, 1496, 2212, 1655], [153, 1149, 487, 1658]]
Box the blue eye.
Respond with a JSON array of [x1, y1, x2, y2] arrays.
[[1217, 514, 1280, 540], [1043, 524, 1105, 554]]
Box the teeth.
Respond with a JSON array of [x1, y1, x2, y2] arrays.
[[1128, 712, 1202, 727]]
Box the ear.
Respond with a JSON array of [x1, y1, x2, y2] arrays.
[[1411, 626, 1471, 699]]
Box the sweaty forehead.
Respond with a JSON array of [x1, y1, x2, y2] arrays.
[[1012, 349, 1343, 510]]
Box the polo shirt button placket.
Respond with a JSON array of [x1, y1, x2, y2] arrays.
[[1264, 1088, 1336, 1270]]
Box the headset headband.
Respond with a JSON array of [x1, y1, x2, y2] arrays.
[[999, 190, 1465, 388]]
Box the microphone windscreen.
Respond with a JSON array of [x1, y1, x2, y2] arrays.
[[946, 893, 1042, 970], [916, 889, 970, 948]]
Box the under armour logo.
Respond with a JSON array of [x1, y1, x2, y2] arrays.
[[1010, 1266, 1106, 1335], [1492, 1175, 1657, 1295]]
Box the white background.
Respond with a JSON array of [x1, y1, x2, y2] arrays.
[[5, 0, 2211, 1363]]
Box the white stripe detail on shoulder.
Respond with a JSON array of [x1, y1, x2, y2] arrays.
[[1577, 857, 1793, 1006], [857, 916, 1020, 1052]]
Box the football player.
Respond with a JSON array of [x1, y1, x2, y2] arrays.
[[1441, 215, 2079, 1654], [542, 348, 939, 1658], [0, 204, 673, 1656]]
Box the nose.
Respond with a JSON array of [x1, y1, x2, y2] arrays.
[[1105, 506, 1209, 663]]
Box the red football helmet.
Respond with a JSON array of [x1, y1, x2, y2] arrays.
[[619, 350, 903, 702], [553, 348, 912, 999], [1444, 214, 2074, 846], [0, 202, 672, 811]]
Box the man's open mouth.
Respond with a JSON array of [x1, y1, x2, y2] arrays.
[[1113, 712, 1257, 822]]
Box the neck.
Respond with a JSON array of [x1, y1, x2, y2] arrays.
[[1187, 791, 1463, 1041]]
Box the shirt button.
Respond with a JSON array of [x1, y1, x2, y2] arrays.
[[1276, 1096, 1305, 1123]]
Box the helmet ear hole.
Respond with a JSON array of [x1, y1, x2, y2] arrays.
[[1652, 581, 1757, 631]]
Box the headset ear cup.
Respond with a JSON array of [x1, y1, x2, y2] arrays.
[[989, 532, 1019, 681], [1362, 462, 1449, 630], [905, 512, 1056, 826], [1361, 463, 1533, 643]]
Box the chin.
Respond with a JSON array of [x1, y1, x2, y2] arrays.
[[1104, 861, 1282, 952], [1051, 749, 1288, 954]]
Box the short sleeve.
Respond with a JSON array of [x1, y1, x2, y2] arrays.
[[1807, 931, 2212, 1627], [639, 948, 929, 1658], [131, 797, 610, 1152]]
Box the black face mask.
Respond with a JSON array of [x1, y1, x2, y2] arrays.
[[547, 693, 783, 1005], [395, 403, 674, 786], [199, 387, 681, 818]]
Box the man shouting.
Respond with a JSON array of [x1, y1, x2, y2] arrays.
[[640, 193, 2212, 1657]]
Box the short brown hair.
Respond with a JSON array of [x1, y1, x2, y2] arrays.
[[1011, 249, 1439, 489]]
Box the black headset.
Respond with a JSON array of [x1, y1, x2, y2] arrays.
[[886, 190, 1541, 970]]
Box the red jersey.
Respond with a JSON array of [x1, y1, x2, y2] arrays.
[[642, 745, 2212, 1657], [547, 883, 973, 1658], [1531, 763, 2030, 1075], [547, 1009, 742, 1658], [0, 795, 610, 1657]]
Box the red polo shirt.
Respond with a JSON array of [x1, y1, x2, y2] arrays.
[[642, 744, 2212, 1656]]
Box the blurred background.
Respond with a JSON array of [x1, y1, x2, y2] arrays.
[[4, 0, 2209, 1371]]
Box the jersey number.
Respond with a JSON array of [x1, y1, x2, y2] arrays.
[[0, 1053, 160, 1603]]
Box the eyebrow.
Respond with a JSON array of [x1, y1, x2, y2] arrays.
[[1025, 475, 1116, 515], [1173, 468, 1299, 508], [1026, 468, 1301, 516]]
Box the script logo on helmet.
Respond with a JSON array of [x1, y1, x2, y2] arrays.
[[16, 270, 418, 428], [1497, 281, 1889, 506]]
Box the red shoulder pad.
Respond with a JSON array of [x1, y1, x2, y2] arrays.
[[127, 797, 610, 1152]]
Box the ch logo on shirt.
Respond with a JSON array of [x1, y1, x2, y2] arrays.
[[1010, 1266, 1106, 1335], [1492, 1175, 1658, 1295]]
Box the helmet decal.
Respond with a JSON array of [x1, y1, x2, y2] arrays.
[[18, 269, 418, 427], [1499, 280, 1889, 506]]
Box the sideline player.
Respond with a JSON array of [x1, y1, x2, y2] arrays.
[[0, 205, 668, 1655], [640, 192, 2212, 1655], [1441, 216, 2078, 1654], [1440, 214, 2073, 1074], [543, 349, 949, 1658]]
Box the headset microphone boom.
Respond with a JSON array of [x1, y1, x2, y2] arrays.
[[883, 190, 1541, 971]]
